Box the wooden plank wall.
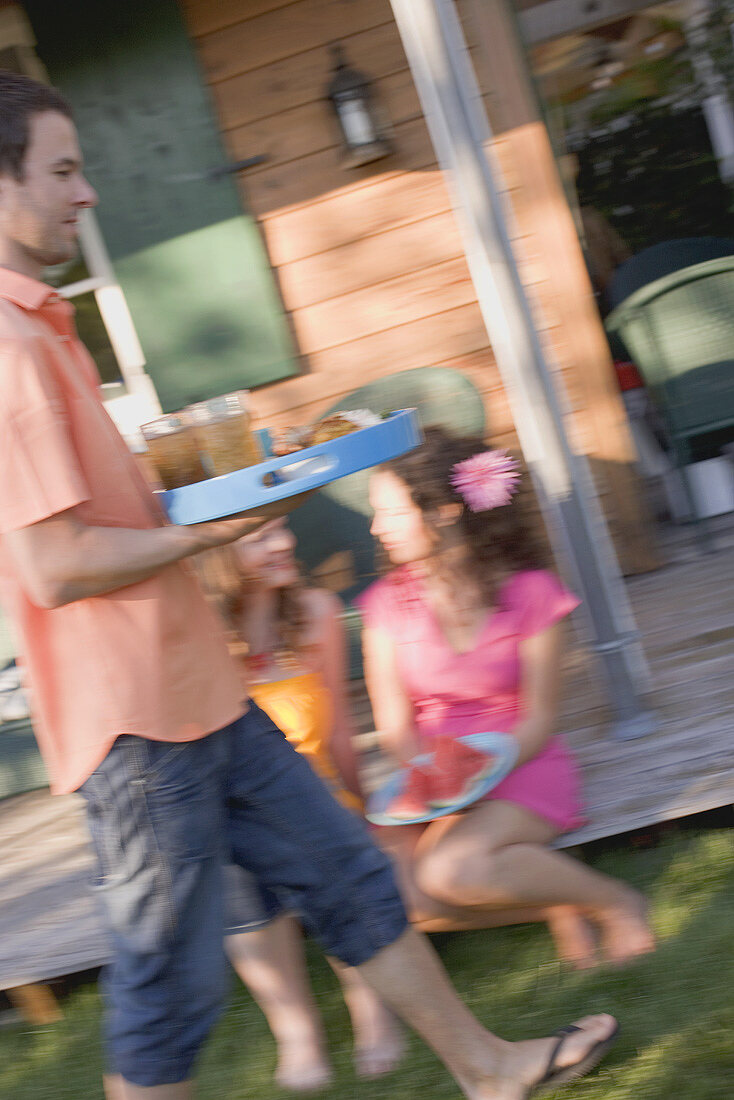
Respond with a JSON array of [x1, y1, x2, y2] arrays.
[[179, 0, 656, 570], [178, 0, 515, 441]]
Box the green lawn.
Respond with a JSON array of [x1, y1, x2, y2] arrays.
[[3, 823, 734, 1100]]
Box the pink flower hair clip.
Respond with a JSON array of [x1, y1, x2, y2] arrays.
[[450, 449, 521, 512]]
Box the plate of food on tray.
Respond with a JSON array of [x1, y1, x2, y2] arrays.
[[139, 393, 423, 525], [365, 732, 519, 827]]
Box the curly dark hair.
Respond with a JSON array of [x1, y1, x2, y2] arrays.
[[0, 72, 72, 181], [380, 426, 548, 602]]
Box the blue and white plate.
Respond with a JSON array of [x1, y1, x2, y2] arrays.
[[365, 732, 519, 827], [160, 409, 422, 524]]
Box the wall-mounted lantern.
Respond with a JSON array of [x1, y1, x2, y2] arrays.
[[326, 44, 393, 168]]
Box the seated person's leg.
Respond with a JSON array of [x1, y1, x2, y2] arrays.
[[411, 799, 652, 965], [225, 861, 402, 1084], [328, 957, 404, 1079], [224, 865, 332, 1091]]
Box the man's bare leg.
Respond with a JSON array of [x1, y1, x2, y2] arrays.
[[357, 927, 617, 1100], [103, 1077, 193, 1100]]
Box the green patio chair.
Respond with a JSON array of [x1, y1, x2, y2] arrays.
[[0, 719, 48, 800], [605, 255, 734, 536], [288, 366, 486, 676], [607, 237, 734, 310], [0, 610, 47, 800]]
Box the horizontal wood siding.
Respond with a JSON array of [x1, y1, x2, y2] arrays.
[[181, 0, 656, 572], [204, 22, 411, 131], [277, 209, 466, 310], [190, 0, 395, 83], [180, 0, 508, 440]]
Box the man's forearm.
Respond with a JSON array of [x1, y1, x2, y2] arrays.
[[50, 522, 225, 604], [4, 513, 265, 608], [4, 492, 314, 609]]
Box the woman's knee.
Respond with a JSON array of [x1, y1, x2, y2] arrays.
[[414, 845, 496, 903]]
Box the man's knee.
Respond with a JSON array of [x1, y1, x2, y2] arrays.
[[299, 836, 409, 967]]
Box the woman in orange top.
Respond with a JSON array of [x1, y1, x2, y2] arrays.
[[203, 519, 402, 1091]]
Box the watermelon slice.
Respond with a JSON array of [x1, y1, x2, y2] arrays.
[[385, 763, 431, 820], [428, 736, 497, 808]]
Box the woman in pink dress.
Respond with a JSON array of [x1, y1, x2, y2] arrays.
[[361, 428, 654, 968]]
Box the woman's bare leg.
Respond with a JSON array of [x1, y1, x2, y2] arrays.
[[377, 822, 600, 968], [225, 915, 332, 1091], [411, 801, 654, 964]]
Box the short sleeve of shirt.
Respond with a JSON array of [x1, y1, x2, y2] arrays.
[[505, 569, 581, 639], [0, 335, 90, 533]]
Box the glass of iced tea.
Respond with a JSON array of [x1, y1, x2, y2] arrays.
[[187, 391, 263, 477], [140, 413, 207, 490]]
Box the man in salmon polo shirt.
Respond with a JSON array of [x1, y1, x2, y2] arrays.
[[0, 72, 617, 1100]]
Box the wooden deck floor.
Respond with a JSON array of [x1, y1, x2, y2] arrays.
[[1, 515, 733, 990], [556, 514, 734, 845]]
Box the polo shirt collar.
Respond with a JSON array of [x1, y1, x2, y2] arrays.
[[0, 267, 62, 312]]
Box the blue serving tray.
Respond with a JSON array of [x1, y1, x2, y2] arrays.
[[365, 732, 519, 827], [160, 409, 422, 524]]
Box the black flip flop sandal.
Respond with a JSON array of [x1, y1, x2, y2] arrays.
[[527, 1020, 620, 1097]]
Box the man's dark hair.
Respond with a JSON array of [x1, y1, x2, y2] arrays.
[[0, 71, 73, 180]]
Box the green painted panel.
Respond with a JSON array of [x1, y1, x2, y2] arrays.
[[0, 723, 48, 800], [116, 218, 297, 410], [26, 0, 297, 405], [27, 0, 240, 256]]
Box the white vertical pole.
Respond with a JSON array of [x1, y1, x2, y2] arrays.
[[686, 0, 734, 183], [389, 0, 656, 738], [77, 210, 161, 414]]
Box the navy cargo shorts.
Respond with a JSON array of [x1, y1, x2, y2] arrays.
[[79, 702, 407, 1087]]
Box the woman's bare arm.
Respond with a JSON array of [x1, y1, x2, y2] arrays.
[[362, 624, 419, 764], [512, 622, 564, 766], [317, 592, 363, 799]]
